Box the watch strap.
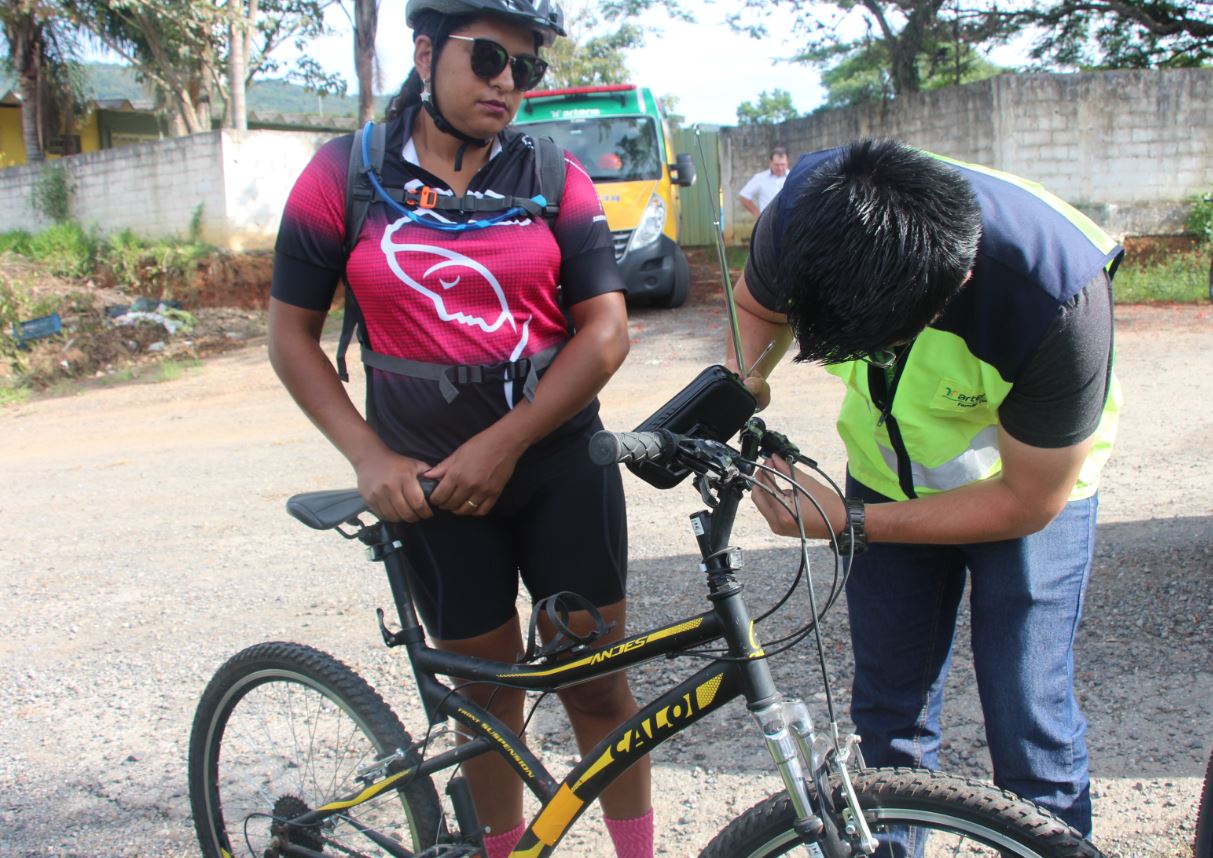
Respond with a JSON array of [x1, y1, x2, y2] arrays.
[[834, 497, 868, 556]]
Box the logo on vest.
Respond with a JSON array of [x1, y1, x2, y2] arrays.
[[931, 379, 988, 412]]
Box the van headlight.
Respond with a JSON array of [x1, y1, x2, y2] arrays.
[[627, 194, 666, 253]]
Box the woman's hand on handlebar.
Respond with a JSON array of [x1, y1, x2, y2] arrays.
[[752, 454, 843, 539], [355, 448, 435, 524], [425, 425, 524, 516]]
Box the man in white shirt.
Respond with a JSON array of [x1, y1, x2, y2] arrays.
[[738, 147, 789, 217]]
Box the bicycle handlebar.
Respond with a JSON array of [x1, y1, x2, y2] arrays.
[[588, 429, 675, 466]]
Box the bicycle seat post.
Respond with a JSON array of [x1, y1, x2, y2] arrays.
[[366, 523, 426, 649]]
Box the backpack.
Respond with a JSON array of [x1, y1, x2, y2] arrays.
[[335, 120, 567, 402]]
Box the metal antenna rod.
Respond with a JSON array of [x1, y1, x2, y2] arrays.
[[695, 125, 748, 378]]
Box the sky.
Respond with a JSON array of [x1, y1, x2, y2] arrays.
[[301, 1, 828, 126]]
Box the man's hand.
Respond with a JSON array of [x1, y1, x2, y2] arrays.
[[752, 454, 845, 539]]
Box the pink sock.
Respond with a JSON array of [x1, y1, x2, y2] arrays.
[[482, 819, 526, 858], [604, 808, 654, 858]]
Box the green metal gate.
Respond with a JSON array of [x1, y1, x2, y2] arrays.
[[673, 125, 722, 248]]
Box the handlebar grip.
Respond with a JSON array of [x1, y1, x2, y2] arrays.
[[589, 430, 674, 466]]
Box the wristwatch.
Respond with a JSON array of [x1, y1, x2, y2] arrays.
[[834, 497, 868, 556]]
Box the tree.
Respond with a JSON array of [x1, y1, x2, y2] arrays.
[[64, 0, 336, 134], [541, 0, 693, 88], [817, 25, 1002, 108], [728, 0, 1009, 104], [540, 2, 642, 88], [1, 0, 83, 162], [1002, 0, 1213, 68], [736, 88, 799, 124], [352, 0, 376, 123]]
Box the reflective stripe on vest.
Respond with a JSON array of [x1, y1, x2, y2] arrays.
[[827, 327, 1121, 501]]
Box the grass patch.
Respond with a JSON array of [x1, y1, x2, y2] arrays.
[[1114, 252, 1209, 304], [0, 385, 31, 407], [155, 358, 199, 382]]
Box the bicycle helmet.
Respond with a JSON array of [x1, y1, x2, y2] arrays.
[[405, 0, 566, 45]]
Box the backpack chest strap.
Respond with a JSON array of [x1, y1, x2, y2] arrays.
[[378, 186, 555, 220], [360, 343, 562, 403]]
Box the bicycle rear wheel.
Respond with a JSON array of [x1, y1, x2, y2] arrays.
[[189, 641, 442, 858], [1196, 747, 1213, 858], [699, 767, 1103, 858]]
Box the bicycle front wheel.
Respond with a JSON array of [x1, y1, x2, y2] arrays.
[[700, 767, 1103, 858], [189, 641, 442, 858]]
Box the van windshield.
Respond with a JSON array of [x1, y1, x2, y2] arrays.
[[518, 116, 662, 182]]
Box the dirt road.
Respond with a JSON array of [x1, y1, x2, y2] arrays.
[[1, 287, 1210, 856]]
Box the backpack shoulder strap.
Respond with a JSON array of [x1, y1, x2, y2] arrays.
[[344, 121, 387, 253], [337, 121, 387, 382], [531, 135, 565, 220]]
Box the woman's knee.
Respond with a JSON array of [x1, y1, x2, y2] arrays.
[[559, 675, 633, 720]]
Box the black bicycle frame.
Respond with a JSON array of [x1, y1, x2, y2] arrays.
[[291, 432, 788, 857]]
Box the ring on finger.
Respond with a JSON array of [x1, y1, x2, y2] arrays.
[[465, 499, 479, 509]]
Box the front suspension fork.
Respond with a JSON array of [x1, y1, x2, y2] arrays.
[[752, 697, 878, 856]]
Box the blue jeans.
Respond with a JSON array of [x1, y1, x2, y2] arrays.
[[844, 477, 1097, 836]]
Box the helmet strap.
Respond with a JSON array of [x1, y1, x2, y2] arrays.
[[420, 76, 490, 172]]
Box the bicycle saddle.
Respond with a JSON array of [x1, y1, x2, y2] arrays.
[[287, 489, 367, 530]]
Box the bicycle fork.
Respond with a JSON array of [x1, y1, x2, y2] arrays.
[[751, 697, 878, 857]]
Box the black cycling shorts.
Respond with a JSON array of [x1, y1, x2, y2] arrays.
[[396, 420, 628, 641]]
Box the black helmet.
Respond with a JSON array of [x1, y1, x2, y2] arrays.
[[405, 0, 565, 45]]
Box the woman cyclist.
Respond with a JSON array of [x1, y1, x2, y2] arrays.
[[266, 1, 652, 856]]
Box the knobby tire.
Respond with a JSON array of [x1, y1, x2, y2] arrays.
[[188, 641, 442, 858], [699, 767, 1105, 858], [1196, 747, 1213, 858]]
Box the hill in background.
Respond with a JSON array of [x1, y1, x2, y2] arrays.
[[5, 62, 391, 117]]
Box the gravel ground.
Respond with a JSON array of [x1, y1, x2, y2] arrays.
[[0, 292, 1210, 857]]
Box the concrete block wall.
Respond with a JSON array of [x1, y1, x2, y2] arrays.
[[0, 129, 333, 249], [722, 68, 1213, 242]]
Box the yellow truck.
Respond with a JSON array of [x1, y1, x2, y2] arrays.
[[514, 84, 696, 307]]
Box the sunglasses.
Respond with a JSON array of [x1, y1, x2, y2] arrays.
[[861, 345, 906, 370], [447, 35, 548, 92]]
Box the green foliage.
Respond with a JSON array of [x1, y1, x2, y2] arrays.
[[288, 56, 349, 99], [62, 0, 341, 133], [818, 40, 1003, 108], [30, 163, 74, 224], [1186, 192, 1213, 246], [0, 224, 212, 293], [0, 275, 31, 333], [189, 204, 204, 244], [27, 223, 97, 279], [730, 0, 1014, 103], [0, 385, 32, 407], [1012, 0, 1213, 69], [736, 89, 799, 125], [544, 4, 643, 88], [0, 232, 33, 256], [1114, 253, 1209, 303], [98, 229, 211, 296], [56, 61, 379, 118]]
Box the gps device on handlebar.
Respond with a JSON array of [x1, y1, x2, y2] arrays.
[[626, 364, 757, 489]]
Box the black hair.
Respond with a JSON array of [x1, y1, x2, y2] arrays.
[[771, 146, 788, 159], [776, 138, 982, 365], [385, 10, 544, 121]]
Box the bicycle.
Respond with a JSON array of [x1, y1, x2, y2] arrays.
[[188, 415, 1106, 857], [1197, 746, 1213, 858]]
